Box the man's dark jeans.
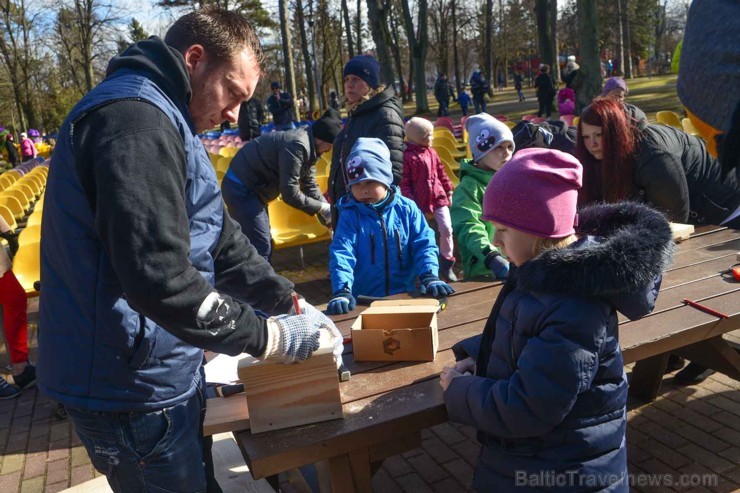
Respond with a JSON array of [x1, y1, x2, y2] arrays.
[[67, 390, 206, 492]]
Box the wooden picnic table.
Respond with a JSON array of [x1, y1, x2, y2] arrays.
[[205, 225, 740, 492]]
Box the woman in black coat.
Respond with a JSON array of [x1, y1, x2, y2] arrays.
[[328, 55, 404, 224], [576, 98, 740, 228]]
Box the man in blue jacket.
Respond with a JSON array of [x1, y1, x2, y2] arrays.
[[38, 7, 336, 492]]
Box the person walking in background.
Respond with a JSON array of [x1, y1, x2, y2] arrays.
[[328, 54, 404, 226], [457, 86, 471, 116], [401, 117, 457, 282], [19, 132, 37, 162], [534, 64, 556, 119], [237, 96, 264, 142], [434, 73, 454, 117], [329, 90, 341, 110], [3, 133, 19, 167], [514, 71, 525, 102], [497, 72, 504, 92], [267, 81, 295, 130], [470, 70, 490, 114]]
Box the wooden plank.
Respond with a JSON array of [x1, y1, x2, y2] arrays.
[[670, 238, 740, 270], [327, 454, 355, 493], [347, 448, 372, 493], [660, 254, 737, 289], [236, 378, 447, 479], [204, 395, 250, 436], [671, 228, 736, 253]]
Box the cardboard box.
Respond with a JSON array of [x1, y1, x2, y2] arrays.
[[351, 299, 440, 362], [237, 331, 343, 433]]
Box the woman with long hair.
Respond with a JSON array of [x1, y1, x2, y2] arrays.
[[576, 98, 739, 228]]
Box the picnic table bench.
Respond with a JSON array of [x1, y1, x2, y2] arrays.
[[204, 225, 740, 492]]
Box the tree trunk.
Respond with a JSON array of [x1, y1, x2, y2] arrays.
[[401, 0, 428, 113], [356, 0, 362, 54], [622, 0, 633, 78], [388, 5, 406, 102], [576, 0, 601, 113], [295, 0, 316, 114], [366, 0, 396, 89], [451, 0, 461, 93], [615, 0, 624, 76], [484, 0, 493, 79], [341, 0, 354, 58], [549, 0, 559, 84], [278, 0, 297, 120], [535, 0, 557, 79]]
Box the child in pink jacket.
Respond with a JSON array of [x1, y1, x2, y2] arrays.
[[401, 117, 457, 281]]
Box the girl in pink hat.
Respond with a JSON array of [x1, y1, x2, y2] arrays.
[[440, 148, 674, 492]]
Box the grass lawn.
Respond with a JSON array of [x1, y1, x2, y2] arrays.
[[404, 73, 682, 124]]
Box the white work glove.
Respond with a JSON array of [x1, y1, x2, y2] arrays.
[[290, 300, 345, 368], [317, 202, 332, 228]]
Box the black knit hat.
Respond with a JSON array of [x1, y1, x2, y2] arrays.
[[343, 55, 381, 89], [311, 108, 342, 143]]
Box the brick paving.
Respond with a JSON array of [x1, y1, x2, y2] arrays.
[[1, 240, 738, 492]]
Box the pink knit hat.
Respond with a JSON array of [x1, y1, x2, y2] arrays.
[[482, 148, 583, 238]]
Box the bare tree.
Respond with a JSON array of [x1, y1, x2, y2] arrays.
[[401, 0, 428, 113], [535, 0, 557, 81], [576, 0, 601, 112], [341, 0, 354, 58], [366, 0, 396, 88], [294, 0, 316, 112], [484, 0, 493, 79], [278, 0, 296, 119]]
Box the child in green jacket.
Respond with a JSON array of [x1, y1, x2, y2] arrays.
[[450, 114, 514, 279]]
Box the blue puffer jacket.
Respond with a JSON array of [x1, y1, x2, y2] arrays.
[[330, 187, 439, 297], [445, 202, 674, 492]]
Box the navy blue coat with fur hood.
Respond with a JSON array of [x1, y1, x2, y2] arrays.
[[445, 202, 674, 492]]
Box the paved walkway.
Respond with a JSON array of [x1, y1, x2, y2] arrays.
[[1, 241, 738, 492]]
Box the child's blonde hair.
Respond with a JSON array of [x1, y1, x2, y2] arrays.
[[532, 234, 577, 257], [405, 117, 434, 145]]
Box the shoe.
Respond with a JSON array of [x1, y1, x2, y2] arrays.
[[0, 378, 19, 400], [13, 363, 36, 390], [439, 257, 458, 283], [53, 402, 68, 420], [665, 354, 686, 373], [673, 362, 715, 386]]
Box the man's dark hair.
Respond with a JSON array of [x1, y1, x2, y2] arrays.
[[165, 6, 264, 69]]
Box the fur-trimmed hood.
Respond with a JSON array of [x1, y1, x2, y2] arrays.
[[517, 201, 675, 320]]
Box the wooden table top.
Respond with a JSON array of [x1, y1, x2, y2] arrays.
[[212, 226, 740, 479]]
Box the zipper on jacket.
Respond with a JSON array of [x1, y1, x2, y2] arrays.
[[370, 233, 376, 264], [376, 210, 390, 296], [395, 227, 403, 269]]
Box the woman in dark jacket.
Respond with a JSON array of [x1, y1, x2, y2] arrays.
[[534, 64, 556, 119], [329, 55, 404, 224], [577, 98, 740, 228]]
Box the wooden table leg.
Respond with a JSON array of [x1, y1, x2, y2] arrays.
[[327, 447, 373, 493], [675, 336, 740, 380], [630, 353, 670, 403]]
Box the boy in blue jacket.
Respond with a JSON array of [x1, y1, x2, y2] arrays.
[[327, 138, 455, 314]]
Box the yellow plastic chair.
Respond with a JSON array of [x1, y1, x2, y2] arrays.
[[0, 175, 15, 190], [216, 157, 232, 174], [505, 121, 517, 129], [268, 197, 330, 249], [18, 225, 40, 247], [573, 116, 580, 127], [441, 159, 459, 187], [681, 118, 700, 136], [433, 132, 465, 150], [434, 146, 461, 168], [315, 174, 328, 193], [10, 183, 36, 203], [1, 189, 30, 213], [0, 205, 17, 232], [209, 153, 220, 168], [433, 127, 461, 145], [433, 140, 466, 160], [315, 155, 331, 177], [12, 241, 40, 296], [25, 212, 42, 228], [22, 174, 44, 193], [5, 170, 20, 181], [656, 111, 682, 129], [0, 196, 25, 221]]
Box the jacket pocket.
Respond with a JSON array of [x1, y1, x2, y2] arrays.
[[690, 193, 730, 225], [128, 316, 156, 370]]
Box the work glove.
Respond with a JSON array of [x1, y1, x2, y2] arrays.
[[419, 272, 455, 298], [317, 202, 332, 228], [327, 288, 356, 315], [290, 299, 346, 370], [270, 313, 322, 364], [484, 251, 509, 279]]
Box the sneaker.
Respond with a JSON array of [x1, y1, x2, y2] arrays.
[[12, 363, 36, 390], [53, 402, 68, 420], [665, 354, 686, 374], [0, 378, 19, 400], [673, 362, 715, 386]]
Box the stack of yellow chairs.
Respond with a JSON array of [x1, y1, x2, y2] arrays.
[[13, 242, 40, 296], [268, 196, 330, 250], [656, 111, 682, 129]]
